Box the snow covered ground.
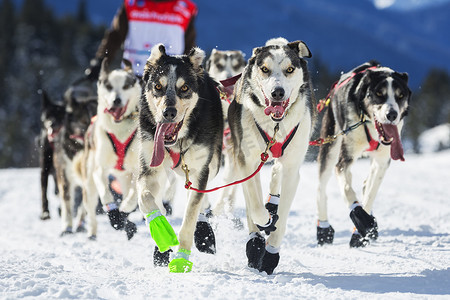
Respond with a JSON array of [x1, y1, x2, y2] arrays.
[[1, 150, 449, 299]]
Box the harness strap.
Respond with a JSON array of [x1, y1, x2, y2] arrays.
[[106, 129, 137, 171], [165, 148, 181, 169], [255, 122, 299, 158], [363, 124, 380, 152]]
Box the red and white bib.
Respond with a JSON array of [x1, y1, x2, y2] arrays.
[[123, 0, 197, 75]]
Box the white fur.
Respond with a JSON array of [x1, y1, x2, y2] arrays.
[[232, 39, 313, 253]]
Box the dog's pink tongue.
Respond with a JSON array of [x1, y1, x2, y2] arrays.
[[264, 105, 285, 118], [150, 123, 171, 167], [383, 124, 405, 161]]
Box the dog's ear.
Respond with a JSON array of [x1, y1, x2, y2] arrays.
[[122, 58, 133, 73], [143, 44, 167, 83], [354, 71, 372, 101], [99, 58, 109, 81], [251, 46, 263, 58], [394, 72, 409, 84], [188, 47, 205, 73], [147, 43, 166, 66], [288, 41, 312, 58]]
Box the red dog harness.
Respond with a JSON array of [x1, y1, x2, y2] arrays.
[[106, 130, 137, 171], [255, 122, 299, 158]]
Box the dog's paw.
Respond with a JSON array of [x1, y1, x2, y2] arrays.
[[259, 250, 280, 275], [88, 235, 97, 241], [349, 232, 370, 248], [366, 218, 378, 240], [194, 221, 216, 254], [317, 225, 335, 245], [125, 220, 137, 240], [75, 224, 87, 233], [60, 228, 73, 237], [40, 211, 50, 220], [162, 201, 172, 216], [349, 206, 375, 237], [246, 232, 265, 270], [153, 246, 171, 267], [107, 208, 127, 230]]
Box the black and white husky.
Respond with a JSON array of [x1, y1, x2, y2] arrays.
[[137, 44, 223, 272], [205, 49, 246, 220], [53, 82, 97, 236], [229, 38, 315, 274], [37, 90, 65, 220], [315, 61, 411, 247], [80, 59, 141, 240]]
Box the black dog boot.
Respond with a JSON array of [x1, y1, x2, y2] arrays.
[[105, 203, 126, 230], [349, 204, 375, 237], [256, 200, 279, 235], [163, 201, 172, 216], [194, 215, 216, 254], [153, 246, 171, 267], [317, 221, 335, 246], [246, 232, 265, 269], [125, 219, 137, 240], [366, 217, 378, 240], [350, 230, 370, 248], [259, 249, 280, 275]]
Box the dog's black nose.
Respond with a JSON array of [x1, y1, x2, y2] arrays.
[[113, 98, 121, 106], [163, 107, 177, 122], [271, 87, 285, 101], [386, 110, 398, 122]]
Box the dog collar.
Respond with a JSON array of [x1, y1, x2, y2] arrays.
[[106, 129, 137, 171], [255, 122, 299, 158]]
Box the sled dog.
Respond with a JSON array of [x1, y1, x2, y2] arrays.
[[137, 44, 223, 272], [52, 81, 97, 236], [37, 90, 65, 220], [205, 49, 246, 220], [81, 59, 142, 240], [229, 37, 315, 274], [315, 61, 411, 247]]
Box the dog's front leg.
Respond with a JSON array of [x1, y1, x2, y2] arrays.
[[169, 168, 215, 273], [117, 172, 138, 240], [336, 151, 375, 241], [358, 153, 390, 242], [138, 168, 179, 266], [93, 166, 122, 230], [362, 153, 390, 214]]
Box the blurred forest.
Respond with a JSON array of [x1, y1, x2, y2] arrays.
[[0, 0, 449, 168]]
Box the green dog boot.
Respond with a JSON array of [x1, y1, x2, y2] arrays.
[[146, 210, 179, 252], [169, 249, 193, 273]]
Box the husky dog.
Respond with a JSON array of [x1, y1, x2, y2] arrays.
[[205, 49, 246, 221], [81, 59, 142, 240], [316, 61, 411, 247], [52, 82, 97, 236], [138, 44, 223, 272], [229, 38, 315, 274], [37, 90, 65, 220]]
